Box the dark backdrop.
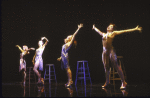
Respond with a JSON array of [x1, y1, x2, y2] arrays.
[[2, 0, 150, 84]]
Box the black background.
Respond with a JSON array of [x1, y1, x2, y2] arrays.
[[2, 0, 150, 84]]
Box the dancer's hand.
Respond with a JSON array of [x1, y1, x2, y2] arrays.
[[92, 24, 95, 30], [57, 57, 61, 61], [30, 48, 35, 50], [135, 25, 142, 32], [78, 23, 83, 29], [16, 45, 19, 47], [41, 37, 46, 40], [41, 37, 49, 42]]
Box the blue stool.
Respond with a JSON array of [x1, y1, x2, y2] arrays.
[[75, 61, 92, 86], [44, 64, 57, 84]]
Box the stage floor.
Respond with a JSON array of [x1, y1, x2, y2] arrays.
[[2, 82, 150, 97]]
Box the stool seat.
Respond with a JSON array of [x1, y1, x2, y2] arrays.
[[77, 60, 88, 62], [44, 64, 57, 84], [45, 64, 54, 66], [75, 61, 92, 86]]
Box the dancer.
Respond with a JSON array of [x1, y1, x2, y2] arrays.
[[16, 45, 35, 85], [57, 23, 83, 87], [92, 24, 142, 89], [32, 37, 49, 84]]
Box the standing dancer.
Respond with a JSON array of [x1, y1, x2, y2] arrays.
[[16, 45, 35, 85], [57, 23, 83, 87], [92, 24, 142, 89], [32, 37, 49, 84]]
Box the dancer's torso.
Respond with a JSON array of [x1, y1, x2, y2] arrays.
[[61, 43, 72, 59], [20, 51, 27, 60], [36, 47, 44, 58], [102, 33, 115, 51]]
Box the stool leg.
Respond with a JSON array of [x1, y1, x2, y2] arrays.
[[83, 62, 86, 86], [87, 62, 92, 85], [81, 63, 83, 85], [53, 65, 57, 84], [75, 62, 79, 86], [44, 67, 46, 81], [49, 65, 51, 84], [29, 68, 30, 85], [113, 68, 115, 85]]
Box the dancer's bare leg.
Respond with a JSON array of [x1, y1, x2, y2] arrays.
[[65, 67, 73, 87], [110, 50, 127, 89], [33, 61, 42, 83], [102, 51, 111, 88]]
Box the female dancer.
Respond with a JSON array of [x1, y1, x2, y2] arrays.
[[32, 37, 49, 84], [57, 23, 83, 87], [93, 24, 142, 89], [16, 45, 35, 85]]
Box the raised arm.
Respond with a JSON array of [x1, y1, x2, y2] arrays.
[[113, 25, 142, 35], [67, 23, 83, 47], [26, 48, 35, 54], [92, 24, 104, 36], [41, 37, 49, 48], [16, 45, 24, 52]]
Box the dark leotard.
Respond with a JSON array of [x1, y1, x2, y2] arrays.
[[61, 44, 72, 69]]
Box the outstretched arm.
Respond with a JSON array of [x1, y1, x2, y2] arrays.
[[113, 25, 142, 35], [41, 37, 49, 48], [67, 23, 83, 47], [26, 48, 35, 54], [28, 47, 35, 51], [92, 24, 104, 36], [16, 45, 24, 52]]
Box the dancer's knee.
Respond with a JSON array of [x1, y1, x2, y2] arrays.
[[33, 67, 37, 72], [66, 67, 71, 73], [104, 66, 110, 71]]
